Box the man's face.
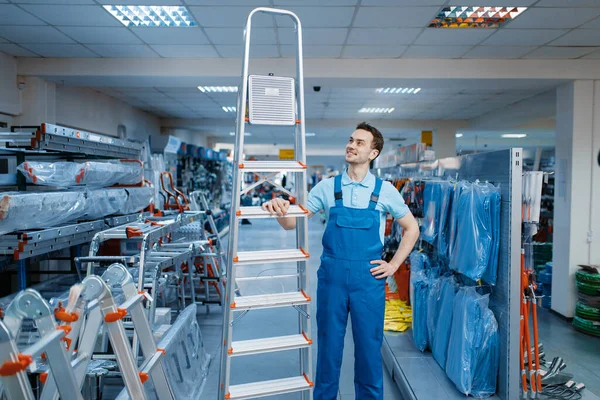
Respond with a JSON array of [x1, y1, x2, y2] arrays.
[[345, 129, 378, 165]]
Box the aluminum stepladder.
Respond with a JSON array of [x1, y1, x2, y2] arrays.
[[0, 289, 81, 400], [219, 7, 313, 400]]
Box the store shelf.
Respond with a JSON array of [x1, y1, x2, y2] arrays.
[[227, 376, 312, 399], [5, 123, 142, 159], [232, 291, 310, 311], [234, 248, 309, 265], [230, 334, 312, 357]]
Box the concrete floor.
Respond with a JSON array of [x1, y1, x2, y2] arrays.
[[195, 218, 600, 400]]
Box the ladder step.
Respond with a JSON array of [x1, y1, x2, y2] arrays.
[[236, 274, 298, 282], [228, 376, 313, 399], [232, 291, 310, 311], [236, 205, 309, 219], [238, 161, 307, 173], [234, 249, 309, 265], [230, 334, 312, 357], [119, 293, 144, 311]]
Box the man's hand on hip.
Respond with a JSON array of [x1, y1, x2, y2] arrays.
[[262, 198, 291, 217], [369, 260, 399, 279]]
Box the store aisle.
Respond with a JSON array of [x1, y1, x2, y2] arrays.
[[197, 218, 402, 399]]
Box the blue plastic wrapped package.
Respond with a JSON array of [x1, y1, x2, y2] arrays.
[[409, 251, 431, 306], [445, 287, 499, 397], [427, 277, 444, 348], [412, 279, 429, 351], [449, 182, 501, 284], [482, 185, 501, 285], [422, 181, 443, 244], [436, 182, 454, 260], [432, 275, 458, 368], [448, 182, 468, 260]]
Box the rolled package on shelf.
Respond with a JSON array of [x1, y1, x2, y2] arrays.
[[17, 160, 143, 188], [122, 186, 153, 214], [83, 188, 128, 220], [0, 190, 87, 235]]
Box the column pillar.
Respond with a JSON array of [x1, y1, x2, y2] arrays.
[[13, 76, 55, 126], [433, 125, 457, 159], [553, 80, 600, 317]]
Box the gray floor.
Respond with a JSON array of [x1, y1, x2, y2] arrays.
[[197, 218, 402, 399], [196, 218, 600, 400]]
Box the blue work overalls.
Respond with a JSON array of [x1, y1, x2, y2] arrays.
[[314, 174, 385, 400]]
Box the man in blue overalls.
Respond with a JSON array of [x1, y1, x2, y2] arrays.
[[262, 122, 420, 399]]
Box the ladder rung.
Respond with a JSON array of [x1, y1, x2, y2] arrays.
[[236, 205, 309, 219], [119, 293, 144, 311], [227, 376, 313, 399], [238, 161, 307, 172], [234, 249, 309, 265], [235, 274, 298, 282], [230, 334, 312, 357], [232, 291, 310, 311]]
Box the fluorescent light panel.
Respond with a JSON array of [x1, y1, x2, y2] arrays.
[[502, 133, 527, 138], [198, 86, 238, 93], [376, 88, 421, 94], [222, 106, 236, 113], [229, 132, 251, 136], [456, 133, 463, 138], [305, 132, 316, 137], [358, 107, 395, 114], [103, 5, 197, 27], [429, 6, 527, 28]]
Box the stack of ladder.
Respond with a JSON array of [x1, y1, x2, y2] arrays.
[[219, 7, 314, 400]]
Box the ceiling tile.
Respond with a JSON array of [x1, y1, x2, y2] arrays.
[[536, 0, 600, 5], [354, 7, 440, 28], [189, 6, 274, 28], [342, 45, 407, 58], [281, 44, 342, 58], [275, 7, 355, 28], [0, 4, 46, 25], [95, 0, 183, 3], [482, 29, 568, 46], [20, 43, 99, 57], [274, 0, 357, 5], [446, 0, 536, 4], [505, 7, 600, 29], [402, 45, 470, 58], [279, 28, 348, 45], [130, 28, 210, 45], [362, 0, 445, 4], [548, 29, 600, 46], [414, 29, 494, 46], [524, 46, 597, 59], [10, 0, 95, 3], [86, 44, 159, 58], [216, 44, 279, 57], [581, 17, 600, 29], [57, 27, 142, 44], [151, 44, 218, 57], [0, 26, 75, 43], [205, 27, 276, 45], [582, 49, 600, 59], [347, 28, 421, 45], [463, 45, 537, 58], [19, 5, 122, 26], [0, 43, 39, 57], [185, 0, 266, 4]]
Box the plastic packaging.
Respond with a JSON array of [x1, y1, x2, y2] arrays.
[[410, 251, 433, 351], [427, 277, 444, 348], [121, 187, 153, 214], [159, 303, 211, 400], [0, 191, 87, 235], [449, 181, 501, 284], [83, 189, 128, 220], [436, 182, 454, 260], [422, 181, 442, 244], [432, 275, 458, 368], [445, 286, 499, 397], [18, 160, 143, 188], [447, 181, 468, 260]]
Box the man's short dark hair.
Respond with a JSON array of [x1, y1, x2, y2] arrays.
[[356, 121, 384, 159]]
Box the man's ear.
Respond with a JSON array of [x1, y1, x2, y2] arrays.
[[369, 149, 379, 161]]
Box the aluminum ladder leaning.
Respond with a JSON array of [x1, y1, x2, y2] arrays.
[[218, 7, 313, 400]]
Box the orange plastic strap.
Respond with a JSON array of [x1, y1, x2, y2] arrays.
[[104, 308, 127, 323], [40, 371, 48, 384], [303, 373, 314, 387], [157, 348, 166, 355], [126, 227, 143, 238], [139, 372, 149, 384], [0, 354, 33, 376]]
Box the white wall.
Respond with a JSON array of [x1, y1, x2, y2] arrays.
[[55, 86, 159, 140], [0, 53, 20, 117]]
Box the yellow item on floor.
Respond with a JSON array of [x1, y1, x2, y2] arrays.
[[384, 299, 412, 332]]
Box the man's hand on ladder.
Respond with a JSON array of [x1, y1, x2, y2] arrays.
[[262, 198, 290, 216]]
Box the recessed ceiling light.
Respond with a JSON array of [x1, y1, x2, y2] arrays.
[[358, 107, 395, 114], [306, 132, 316, 137], [501, 133, 527, 138], [103, 5, 198, 27], [376, 88, 421, 94], [198, 86, 238, 93], [222, 106, 236, 113], [429, 6, 527, 29], [456, 133, 463, 138], [230, 132, 252, 137]]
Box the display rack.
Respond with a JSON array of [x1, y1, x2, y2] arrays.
[[378, 149, 522, 400]]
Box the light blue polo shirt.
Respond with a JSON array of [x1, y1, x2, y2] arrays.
[[307, 170, 410, 244]]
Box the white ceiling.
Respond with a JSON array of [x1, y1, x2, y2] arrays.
[[0, 1, 599, 60]]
